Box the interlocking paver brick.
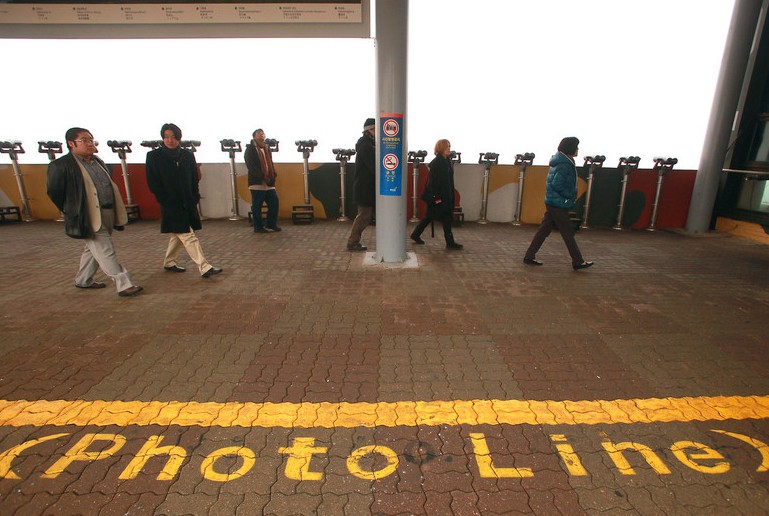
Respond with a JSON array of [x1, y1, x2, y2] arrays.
[[1, 220, 769, 514]]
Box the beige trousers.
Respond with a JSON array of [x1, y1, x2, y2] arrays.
[[164, 230, 212, 275]]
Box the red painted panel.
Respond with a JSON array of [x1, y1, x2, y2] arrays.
[[110, 164, 160, 220], [655, 170, 696, 228], [626, 169, 658, 229]]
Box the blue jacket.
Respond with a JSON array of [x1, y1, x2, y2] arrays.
[[545, 152, 578, 209]]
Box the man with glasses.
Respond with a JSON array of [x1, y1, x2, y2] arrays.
[[46, 127, 143, 297], [146, 123, 222, 279]]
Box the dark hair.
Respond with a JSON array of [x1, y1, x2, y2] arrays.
[[557, 137, 580, 156], [252, 128, 264, 138], [161, 123, 182, 140], [65, 127, 90, 144]]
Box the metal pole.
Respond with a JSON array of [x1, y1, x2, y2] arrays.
[[338, 160, 349, 221], [0, 141, 34, 222], [293, 140, 316, 224], [408, 150, 426, 223], [229, 154, 240, 220], [302, 152, 310, 204], [613, 156, 640, 230], [375, 0, 409, 263], [107, 141, 134, 205], [686, 0, 764, 233], [477, 152, 499, 225], [580, 155, 605, 229], [647, 157, 677, 231], [333, 147, 355, 222], [220, 139, 243, 221], [512, 152, 534, 226], [38, 141, 64, 222]]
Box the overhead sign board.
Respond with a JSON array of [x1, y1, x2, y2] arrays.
[[0, 0, 368, 38]]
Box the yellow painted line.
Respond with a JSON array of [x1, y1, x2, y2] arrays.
[[0, 395, 767, 428]]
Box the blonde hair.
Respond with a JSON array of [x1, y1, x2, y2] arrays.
[[434, 139, 451, 156]]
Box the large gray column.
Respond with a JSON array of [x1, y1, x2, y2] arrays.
[[686, 0, 764, 233], [374, 0, 408, 262]]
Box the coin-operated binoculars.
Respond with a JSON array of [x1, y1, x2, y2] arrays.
[[179, 140, 204, 220], [647, 157, 678, 231], [140, 140, 162, 150], [38, 140, 62, 161], [333, 147, 356, 222], [38, 141, 64, 222], [220, 139, 243, 221], [106, 140, 141, 222], [293, 139, 317, 224], [180, 140, 202, 153], [0, 140, 34, 222], [613, 156, 641, 230], [579, 155, 605, 229], [512, 152, 535, 226], [408, 150, 428, 222], [478, 152, 499, 224]]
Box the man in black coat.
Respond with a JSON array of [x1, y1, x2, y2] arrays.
[[244, 128, 280, 233], [46, 127, 143, 297], [146, 123, 222, 278], [347, 118, 376, 251]]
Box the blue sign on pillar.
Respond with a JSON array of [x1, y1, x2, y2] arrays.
[[379, 113, 403, 196]]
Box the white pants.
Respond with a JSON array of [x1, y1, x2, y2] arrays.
[[75, 209, 135, 293], [164, 230, 212, 275]]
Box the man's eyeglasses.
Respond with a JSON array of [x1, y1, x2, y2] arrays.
[[74, 138, 98, 145]]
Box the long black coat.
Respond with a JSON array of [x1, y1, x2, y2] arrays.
[[353, 132, 376, 207], [422, 154, 455, 219], [244, 142, 278, 187], [146, 146, 202, 233]]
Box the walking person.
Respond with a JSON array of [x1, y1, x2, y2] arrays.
[[46, 127, 143, 297], [523, 136, 593, 270], [347, 117, 376, 251], [410, 139, 463, 250], [244, 128, 281, 233], [146, 123, 223, 278]]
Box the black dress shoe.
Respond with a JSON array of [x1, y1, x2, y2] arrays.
[[523, 258, 543, 266], [202, 267, 223, 278], [254, 228, 268, 234], [164, 265, 186, 273], [411, 235, 425, 245], [266, 226, 282, 232], [76, 281, 106, 289], [446, 242, 463, 250], [118, 285, 143, 297], [573, 261, 594, 271]]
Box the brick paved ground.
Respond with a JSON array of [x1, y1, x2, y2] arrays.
[[0, 218, 768, 515]]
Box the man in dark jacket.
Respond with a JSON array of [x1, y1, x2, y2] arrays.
[[146, 123, 222, 278], [244, 128, 280, 233], [347, 118, 376, 251], [46, 127, 143, 297], [410, 139, 462, 250], [523, 136, 593, 270]]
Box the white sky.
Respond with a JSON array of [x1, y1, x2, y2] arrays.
[[0, 0, 735, 169]]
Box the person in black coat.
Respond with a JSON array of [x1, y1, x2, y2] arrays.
[[46, 127, 143, 297], [146, 123, 222, 278], [346, 117, 376, 251], [244, 128, 281, 233], [410, 139, 463, 250]]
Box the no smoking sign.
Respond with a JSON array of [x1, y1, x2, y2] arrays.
[[383, 153, 399, 170]]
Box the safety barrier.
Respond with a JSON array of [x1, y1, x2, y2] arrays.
[[0, 138, 701, 230]]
